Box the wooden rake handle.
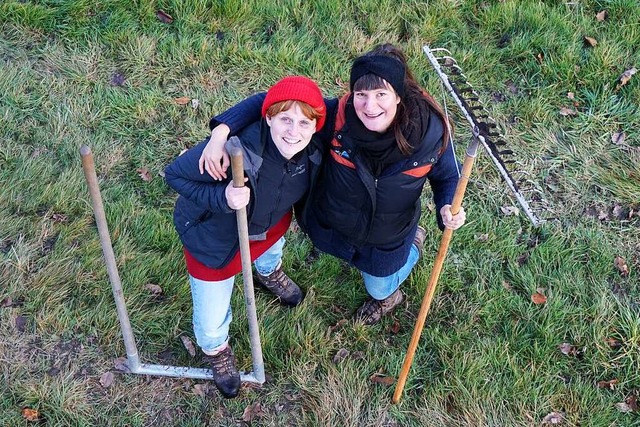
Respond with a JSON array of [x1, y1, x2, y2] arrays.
[[392, 138, 479, 403], [229, 146, 265, 383]]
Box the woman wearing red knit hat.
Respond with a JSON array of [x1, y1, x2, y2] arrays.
[[164, 76, 326, 399]]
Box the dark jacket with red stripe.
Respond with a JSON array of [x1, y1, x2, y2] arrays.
[[212, 93, 459, 276]]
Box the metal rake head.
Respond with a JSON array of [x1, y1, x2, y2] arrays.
[[423, 45, 547, 227]]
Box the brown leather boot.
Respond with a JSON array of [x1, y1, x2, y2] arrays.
[[204, 345, 240, 398], [255, 265, 304, 307], [414, 225, 426, 258], [354, 289, 404, 325]]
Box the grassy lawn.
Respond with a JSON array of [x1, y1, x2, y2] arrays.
[[1, 1, 638, 425]]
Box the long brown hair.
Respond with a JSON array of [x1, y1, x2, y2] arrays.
[[352, 43, 452, 155]]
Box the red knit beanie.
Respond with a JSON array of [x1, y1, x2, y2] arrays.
[[261, 76, 326, 131]]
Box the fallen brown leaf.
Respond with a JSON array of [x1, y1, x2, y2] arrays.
[[559, 107, 577, 116], [597, 378, 618, 389], [156, 10, 173, 24], [611, 131, 626, 145], [174, 96, 190, 105], [626, 394, 639, 411], [583, 36, 598, 47], [596, 10, 608, 22], [192, 383, 207, 397], [51, 213, 68, 223], [542, 411, 564, 424], [332, 348, 349, 364], [605, 337, 622, 348], [113, 357, 130, 372], [137, 167, 152, 182], [389, 320, 401, 335], [566, 92, 575, 100], [241, 402, 266, 422], [559, 342, 576, 356], [145, 283, 163, 295], [21, 407, 40, 422], [370, 373, 396, 386], [616, 68, 637, 91], [1, 296, 13, 308], [614, 256, 629, 277], [500, 206, 520, 216], [100, 371, 115, 388], [180, 335, 197, 357], [616, 402, 633, 413], [531, 292, 547, 305]]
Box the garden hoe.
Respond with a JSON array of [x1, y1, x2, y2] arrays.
[[392, 45, 546, 403], [80, 143, 265, 388]]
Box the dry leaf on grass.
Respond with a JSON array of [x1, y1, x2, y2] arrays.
[[614, 256, 629, 277], [192, 383, 208, 397], [389, 320, 401, 335], [332, 348, 349, 364], [500, 206, 520, 216], [559, 107, 577, 116], [174, 96, 190, 105], [616, 401, 634, 413], [137, 167, 152, 182], [605, 337, 622, 348], [531, 292, 547, 305], [542, 411, 564, 424], [156, 10, 173, 24], [51, 213, 67, 223], [611, 131, 626, 145], [145, 283, 163, 295], [100, 371, 115, 388], [596, 378, 618, 389], [241, 402, 266, 423], [583, 36, 598, 47], [616, 68, 637, 91], [559, 343, 576, 356], [180, 335, 197, 357], [596, 10, 608, 21], [370, 373, 396, 386], [21, 407, 41, 422], [113, 357, 130, 372]]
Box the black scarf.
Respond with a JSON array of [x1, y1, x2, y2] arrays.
[[344, 94, 431, 177]]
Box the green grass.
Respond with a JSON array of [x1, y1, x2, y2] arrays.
[[1, 0, 639, 425]]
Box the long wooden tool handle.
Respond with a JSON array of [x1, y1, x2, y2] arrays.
[[80, 145, 141, 370], [229, 147, 265, 383], [392, 141, 478, 403]]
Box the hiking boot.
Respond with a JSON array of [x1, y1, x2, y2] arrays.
[[204, 345, 240, 398], [414, 225, 426, 258], [255, 265, 304, 307], [354, 289, 404, 326]]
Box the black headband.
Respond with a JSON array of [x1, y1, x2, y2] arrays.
[[349, 55, 406, 97]]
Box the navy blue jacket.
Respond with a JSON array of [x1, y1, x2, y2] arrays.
[[165, 121, 324, 269], [213, 94, 459, 276]]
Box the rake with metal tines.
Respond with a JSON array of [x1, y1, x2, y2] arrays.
[[424, 45, 546, 227], [392, 45, 546, 403]]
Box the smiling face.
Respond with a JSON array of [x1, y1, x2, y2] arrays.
[[266, 102, 317, 159], [352, 81, 401, 133]]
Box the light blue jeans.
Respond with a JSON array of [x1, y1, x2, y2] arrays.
[[361, 243, 420, 300], [190, 237, 285, 354]]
